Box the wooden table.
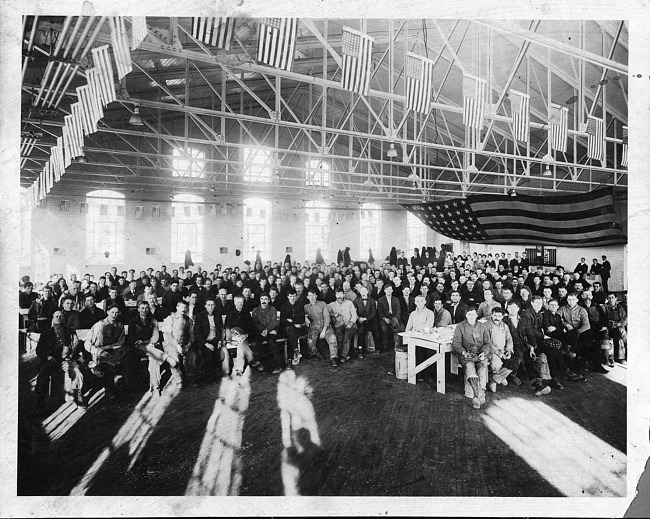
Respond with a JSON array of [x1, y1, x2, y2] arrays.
[[398, 329, 455, 394]]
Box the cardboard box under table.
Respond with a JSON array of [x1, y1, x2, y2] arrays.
[[399, 326, 456, 394]]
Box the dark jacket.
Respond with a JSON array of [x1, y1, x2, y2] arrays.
[[194, 310, 223, 345], [36, 326, 76, 363], [446, 301, 468, 325], [376, 295, 401, 323]]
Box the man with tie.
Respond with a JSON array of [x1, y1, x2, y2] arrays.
[[376, 283, 402, 353], [447, 290, 468, 324], [354, 286, 378, 359], [280, 289, 306, 365]]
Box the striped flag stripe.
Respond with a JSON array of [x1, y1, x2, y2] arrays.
[[405, 53, 434, 114], [462, 74, 486, 130], [110, 16, 132, 80], [257, 18, 297, 71], [76, 85, 97, 134], [131, 16, 148, 50], [90, 46, 117, 105], [478, 234, 623, 246], [192, 17, 234, 50], [61, 124, 72, 168], [509, 90, 530, 143], [341, 26, 374, 96], [482, 221, 621, 236], [586, 115, 604, 161], [549, 103, 568, 153], [621, 125, 628, 168], [478, 213, 618, 229], [472, 203, 616, 218]]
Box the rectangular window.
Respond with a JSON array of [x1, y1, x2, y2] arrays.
[[407, 212, 427, 253], [93, 222, 117, 257], [244, 223, 269, 260], [360, 204, 381, 259]]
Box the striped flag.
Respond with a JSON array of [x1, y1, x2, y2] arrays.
[[192, 17, 235, 50], [90, 46, 117, 105], [341, 26, 374, 96], [405, 53, 435, 114], [109, 16, 132, 80], [462, 74, 486, 130], [509, 90, 530, 143], [402, 188, 626, 247], [586, 115, 604, 161], [131, 17, 148, 50], [621, 125, 628, 168], [549, 103, 568, 153], [20, 136, 38, 169], [256, 18, 297, 71]]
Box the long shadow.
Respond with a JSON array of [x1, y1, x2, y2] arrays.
[[18, 358, 166, 495], [238, 368, 285, 496], [80, 375, 222, 495]]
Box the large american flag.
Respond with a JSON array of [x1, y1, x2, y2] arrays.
[[341, 26, 374, 96], [586, 115, 604, 161], [192, 17, 235, 50], [402, 188, 626, 247], [621, 125, 628, 168], [257, 18, 297, 71], [405, 52, 434, 114], [549, 103, 568, 153], [509, 90, 530, 143], [462, 74, 486, 130]]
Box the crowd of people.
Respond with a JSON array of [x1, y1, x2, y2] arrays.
[[19, 247, 626, 413]]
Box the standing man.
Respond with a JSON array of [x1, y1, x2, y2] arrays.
[[600, 255, 612, 293], [376, 283, 402, 353]]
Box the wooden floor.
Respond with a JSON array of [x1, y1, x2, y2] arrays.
[[17, 347, 627, 497]]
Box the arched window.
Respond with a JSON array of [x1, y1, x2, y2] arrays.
[[171, 194, 204, 264], [306, 201, 330, 262], [407, 211, 427, 254], [243, 197, 271, 263], [305, 159, 331, 187], [86, 190, 125, 264], [360, 203, 381, 261], [172, 147, 206, 178], [243, 147, 272, 183]]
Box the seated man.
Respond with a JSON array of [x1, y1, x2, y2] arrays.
[[376, 283, 403, 353], [85, 305, 127, 398], [19, 281, 39, 309], [27, 285, 58, 333], [279, 289, 306, 365], [581, 289, 610, 372], [250, 293, 281, 374], [304, 288, 339, 366], [486, 307, 514, 392], [34, 310, 85, 412], [477, 289, 501, 320], [78, 293, 106, 331], [102, 287, 128, 323], [432, 299, 452, 328], [406, 294, 436, 382], [451, 307, 493, 409], [557, 292, 603, 373], [354, 286, 379, 358], [127, 300, 162, 393], [224, 295, 254, 340], [60, 296, 81, 331], [193, 297, 226, 382], [161, 300, 194, 388], [226, 327, 255, 377], [604, 293, 627, 366], [328, 288, 358, 365]]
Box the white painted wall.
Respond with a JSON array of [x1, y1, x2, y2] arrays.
[[20, 199, 626, 292]]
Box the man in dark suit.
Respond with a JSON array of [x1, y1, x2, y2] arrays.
[[574, 257, 589, 276], [354, 286, 379, 358], [601, 255, 612, 293], [376, 283, 402, 353], [194, 298, 226, 381], [447, 290, 468, 324]]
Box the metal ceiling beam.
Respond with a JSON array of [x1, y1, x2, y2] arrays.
[[475, 20, 628, 75]]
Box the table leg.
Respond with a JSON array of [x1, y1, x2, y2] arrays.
[[407, 341, 417, 385], [436, 349, 446, 394]]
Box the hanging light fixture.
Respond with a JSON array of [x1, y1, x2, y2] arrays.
[[386, 142, 398, 158], [363, 177, 374, 186], [129, 104, 144, 126], [541, 153, 555, 177]]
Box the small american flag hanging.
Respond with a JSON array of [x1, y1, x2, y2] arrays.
[[462, 74, 486, 130], [341, 26, 374, 96], [257, 18, 297, 72], [586, 115, 604, 162], [192, 17, 235, 50]]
